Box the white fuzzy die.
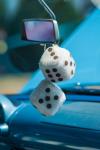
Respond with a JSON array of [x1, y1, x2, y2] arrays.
[[30, 80, 66, 116], [39, 45, 76, 83]]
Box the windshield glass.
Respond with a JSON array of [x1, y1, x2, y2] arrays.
[[0, 0, 99, 94]]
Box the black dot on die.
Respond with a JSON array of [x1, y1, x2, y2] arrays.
[[54, 95, 59, 100], [51, 52, 55, 56], [45, 88, 50, 93], [65, 61, 68, 66], [52, 68, 57, 72], [56, 73, 61, 77], [48, 74, 53, 78], [48, 48, 52, 52], [47, 104, 52, 109], [54, 56, 58, 59], [45, 96, 50, 101], [38, 99, 44, 104], [58, 78, 63, 81], [51, 79, 55, 82], [70, 61, 73, 66], [45, 69, 50, 73], [71, 70, 74, 75]]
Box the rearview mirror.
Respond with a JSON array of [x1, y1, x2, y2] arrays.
[[22, 19, 59, 44]]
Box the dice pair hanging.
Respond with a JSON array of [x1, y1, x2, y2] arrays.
[[30, 44, 76, 116]]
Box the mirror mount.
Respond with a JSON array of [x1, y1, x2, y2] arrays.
[[38, 0, 56, 20], [38, 0, 59, 46]]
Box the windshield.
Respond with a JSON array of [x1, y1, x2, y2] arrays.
[[0, 0, 99, 94]]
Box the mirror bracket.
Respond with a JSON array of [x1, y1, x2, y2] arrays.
[[38, 0, 56, 20], [38, 0, 59, 47]]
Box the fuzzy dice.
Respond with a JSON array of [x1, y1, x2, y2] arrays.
[[39, 44, 76, 83], [30, 80, 66, 116]]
